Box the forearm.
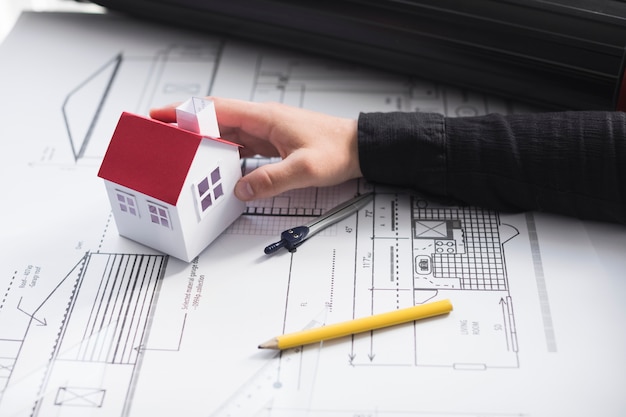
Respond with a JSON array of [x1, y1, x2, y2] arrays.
[[358, 111, 626, 223]]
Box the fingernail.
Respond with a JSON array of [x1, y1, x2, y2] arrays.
[[235, 180, 255, 201]]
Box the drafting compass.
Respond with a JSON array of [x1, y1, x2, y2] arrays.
[[264, 192, 374, 254]]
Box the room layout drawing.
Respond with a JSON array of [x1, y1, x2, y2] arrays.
[[0, 252, 167, 416], [210, 183, 524, 416], [227, 177, 521, 371], [246, 50, 518, 117]]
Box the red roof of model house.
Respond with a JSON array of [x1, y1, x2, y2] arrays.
[[98, 112, 239, 206]]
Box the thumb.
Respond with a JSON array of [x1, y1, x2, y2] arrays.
[[234, 158, 309, 201]]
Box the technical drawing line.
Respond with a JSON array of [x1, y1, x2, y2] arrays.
[[281, 253, 296, 335], [499, 297, 519, 353], [525, 212, 557, 353], [207, 40, 225, 97], [16, 297, 47, 326], [137, 52, 163, 114], [135, 313, 187, 352], [97, 212, 113, 253], [303, 340, 323, 411], [32, 253, 90, 317], [62, 53, 121, 161], [328, 249, 336, 312], [207, 350, 284, 417], [350, 191, 369, 366], [500, 298, 511, 352], [0, 271, 17, 312]]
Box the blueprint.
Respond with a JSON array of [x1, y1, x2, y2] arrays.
[[1, 11, 625, 417]]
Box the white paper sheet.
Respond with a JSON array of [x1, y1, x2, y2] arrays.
[[0, 11, 625, 417]]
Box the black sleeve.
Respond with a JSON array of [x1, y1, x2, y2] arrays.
[[358, 111, 626, 224]]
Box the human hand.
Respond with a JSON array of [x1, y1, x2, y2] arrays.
[[150, 97, 362, 201]]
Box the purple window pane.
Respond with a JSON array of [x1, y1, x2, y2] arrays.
[[150, 214, 159, 224], [129, 207, 136, 216], [128, 199, 135, 207], [149, 205, 157, 214], [210, 167, 221, 184], [117, 194, 125, 202], [201, 194, 212, 211], [198, 177, 210, 196], [158, 207, 167, 217], [214, 183, 224, 199], [161, 218, 169, 228], [120, 204, 128, 212]]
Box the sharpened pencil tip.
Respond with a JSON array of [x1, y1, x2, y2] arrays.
[[258, 338, 279, 349]]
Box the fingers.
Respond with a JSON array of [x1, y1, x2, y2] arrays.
[[148, 104, 178, 123], [150, 97, 280, 155], [151, 97, 274, 135], [211, 97, 274, 138], [150, 97, 362, 202], [235, 154, 313, 201]]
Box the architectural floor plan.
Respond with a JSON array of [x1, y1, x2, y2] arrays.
[[0, 11, 625, 417]]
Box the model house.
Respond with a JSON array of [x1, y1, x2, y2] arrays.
[[98, 97, 245, 262]]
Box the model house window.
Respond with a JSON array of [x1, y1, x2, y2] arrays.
[[195, 166, 224, 217], [147, 202, 171, 229], [115, 190, 138, 217]]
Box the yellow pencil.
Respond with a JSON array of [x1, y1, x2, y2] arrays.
[[258, 299, 453, 350]]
